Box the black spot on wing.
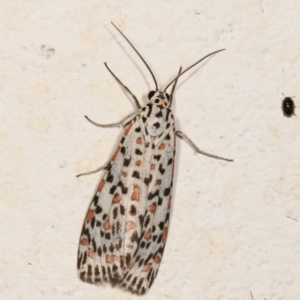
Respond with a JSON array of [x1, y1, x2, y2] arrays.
[[135, 149, 143, 155], [158, 197, 163, 205], [164, 187, 171, 196], [118, 181, 128, 194], [153, 122, 160, 129], [123, 157, 132, 167], [92, 194, 99, 206], [148, 190, 159, 200], [156, 110, 163, 118], [121, 146, 126, 155], [113, 207, 118, 219], [132, 170, 140, 179], [95, 206, 102, 214], [144, 175, 152, 186], [129, 205, 137, 216], [144, 215, 150, 227], [147, 103, 152, 117], [106, 173, 114, 183], [131, 231, 138, 242], [109, 185, 117, 195], [159, 164, 165, 175], [120, 205, 125, 215], [154, 155, 161, 161]]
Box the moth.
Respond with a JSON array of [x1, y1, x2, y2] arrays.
[[77, 23, 232, 295]]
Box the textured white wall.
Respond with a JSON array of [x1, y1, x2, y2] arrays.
[[1, 1, 300, 299]]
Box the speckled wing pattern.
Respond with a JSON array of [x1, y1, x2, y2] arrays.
[[77, 101, 175, 295]]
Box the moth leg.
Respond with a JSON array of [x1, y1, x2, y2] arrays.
[[85, 110, 139, 128], [76, 162, 111, 178], [105, 62, 141, 109], [175, 130, 233, 162]]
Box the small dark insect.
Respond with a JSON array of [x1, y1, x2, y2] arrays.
[[282, 96, 295, 117]]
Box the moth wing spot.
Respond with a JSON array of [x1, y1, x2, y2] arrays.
[[155, 179, 162, 186], [86, 210, 94, 222], [131, 184, 141, 201], [162, 228, 168, 241], [106, 255, 119, 264], [159, 143, 166, 150], [168, 196, 172, 209], [80, 237, 89, 246], [144, 229, 152, 240], [154, 254, 161, 264], [103, 220, 111, 231], [143, 263, 152, 272], [149, 203, 157, 213], [87, 248, 94, 258], [111, 147, 120, 160], [126, 221, 136, 232], [112, 193, 121, 204], [98, 180, 105, 192], [124, 123, 133, 135]]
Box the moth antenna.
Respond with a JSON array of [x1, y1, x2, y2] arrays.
[[164, 49, 225, 92], [169, 67, 182, 106], [111, 22, 158, 91]]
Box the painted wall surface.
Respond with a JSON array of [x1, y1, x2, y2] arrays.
[[1, 1, 300, 299]]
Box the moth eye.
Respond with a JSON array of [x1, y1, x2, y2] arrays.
[[148, 91, 156, 99], [165, 93, 170, 100]]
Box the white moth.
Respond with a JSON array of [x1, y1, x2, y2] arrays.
[[77, 23, 232, 295]]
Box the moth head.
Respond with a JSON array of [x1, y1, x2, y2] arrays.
[[148, 90, 170, 107]]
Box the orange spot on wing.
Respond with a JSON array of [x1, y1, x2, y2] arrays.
[[103, 219, 111, 231], [87, 248, 94, 258], [124, 123, 133, 135], [86, 210, 94, 222], [98, 180, 105, 192], [135, 160, 141, 166], [111, 147, 120, 160], [162, 228, 168, 241], [143, 263, 152, 272], [112, 193, 120, 203], [155, 179, 162, 186], [127, 262, 134, 269], [149, 203, 157, 213], [126, 221, 136, 231], [131, 184, 140, 201], [121, 171, 128, 177], [106, 255, 119, 263], [168, 196, 172, 209], [154, 254, 161, 264], [159, 143, 166, 150], [136, 137, 142, 144], [151, 163, 156, 170], [144, 229, 152, 240], [80, 238, 89, 246]]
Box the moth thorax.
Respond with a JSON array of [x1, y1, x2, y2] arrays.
[[148, 90, 170, 108], [146, 105, 165, 137]]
